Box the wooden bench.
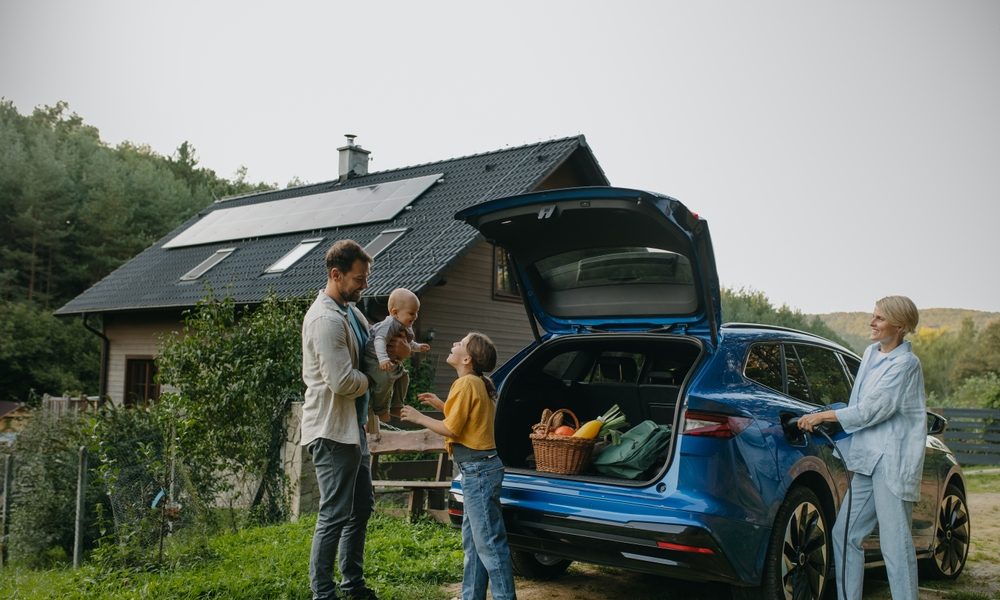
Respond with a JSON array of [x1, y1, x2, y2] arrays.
[[368, 425, 450, 523], [370, 480, 452, 522]]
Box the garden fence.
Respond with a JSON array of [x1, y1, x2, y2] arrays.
[[935, 407, 1000, 466]]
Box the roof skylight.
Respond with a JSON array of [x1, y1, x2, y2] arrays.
[[180, 248, 236, 281], [364, 228, 408, 258], [265, 238, 324, 274]]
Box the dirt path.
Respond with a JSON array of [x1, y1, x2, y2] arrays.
[[444, 492, 1000, 600]]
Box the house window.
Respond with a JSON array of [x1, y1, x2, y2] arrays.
[[180, 248, 236, 281], [265, 238, 324, 274], [365, 228, 408, 258], [494, 245, 520, 300], [125, 358, 160, 406]]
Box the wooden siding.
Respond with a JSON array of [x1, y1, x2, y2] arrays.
[[104, 312, 183, 406], [418, 240, 535, 396]]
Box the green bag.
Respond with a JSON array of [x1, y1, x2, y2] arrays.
[[592, 420, 671, 479]]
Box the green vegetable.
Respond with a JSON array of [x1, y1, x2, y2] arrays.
[[596, 404, 628, 444]]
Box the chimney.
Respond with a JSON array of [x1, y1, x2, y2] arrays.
[[338, 134, 370, 181]]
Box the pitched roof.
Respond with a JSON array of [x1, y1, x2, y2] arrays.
[[57, 135, 607, 315], [0, 401, 25, 418]]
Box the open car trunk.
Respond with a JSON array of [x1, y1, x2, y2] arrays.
[[495, 333, 703, 484]]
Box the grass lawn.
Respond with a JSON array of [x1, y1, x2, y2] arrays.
[[0, 512, 463, 600], [964, 466, 1000, 494], [5, 471, 998, 600]]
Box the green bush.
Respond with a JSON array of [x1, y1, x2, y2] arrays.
[[156, 292, 309, 525], [5, 408, 107, 568], [939, 372, 1000, 409]]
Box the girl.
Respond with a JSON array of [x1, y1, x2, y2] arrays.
[[400, 332, 516, 600]]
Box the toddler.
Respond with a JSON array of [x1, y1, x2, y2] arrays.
[[364, 287, 430, 422]]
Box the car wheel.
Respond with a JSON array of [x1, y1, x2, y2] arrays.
[[734, 486, 831, 600], [510, 550, 572, 580], [920, 483, 970, 580]]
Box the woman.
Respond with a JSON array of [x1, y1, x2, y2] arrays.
[[400, 332, 517, 600], [797, 295, 927, 600]]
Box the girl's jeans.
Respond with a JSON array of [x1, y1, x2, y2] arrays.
[[457, 451, 517, 600]]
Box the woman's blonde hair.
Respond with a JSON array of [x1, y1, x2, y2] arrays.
[[876, 295, 920, 335], [465, 331, 498, 401]]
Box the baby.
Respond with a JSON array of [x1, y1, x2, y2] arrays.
[[364, 287, 431, 422]]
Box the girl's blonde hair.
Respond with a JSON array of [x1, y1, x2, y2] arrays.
[[465, 332, 498, 401], [876, 295, 920, 335]]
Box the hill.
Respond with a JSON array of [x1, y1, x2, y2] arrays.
[[815, 308, 1000, 353]]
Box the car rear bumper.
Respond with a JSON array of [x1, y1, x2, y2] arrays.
[[449, 494, 755, 585]]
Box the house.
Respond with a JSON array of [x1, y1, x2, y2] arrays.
[[56, 135, 609, 405], [0, 401, 31, 445]]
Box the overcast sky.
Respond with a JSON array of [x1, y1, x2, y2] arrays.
[[2, 1, 998, 314]]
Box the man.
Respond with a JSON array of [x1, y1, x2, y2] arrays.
[[300, 239, 379, 600]]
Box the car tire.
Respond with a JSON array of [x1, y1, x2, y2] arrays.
[[733, 486, 831, 600], [510, 550, 572, 580], [919, 483, 970, 580]]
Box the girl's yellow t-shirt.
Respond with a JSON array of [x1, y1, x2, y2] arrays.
[[442, 374, 496, 453]]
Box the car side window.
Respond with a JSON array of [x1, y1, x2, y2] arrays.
[[794, 344, 853, 406], [841, 354, 860, 380], [587, 352, 643, 383], [782, 345, 811, 402], [744, 343, 782, 392], [542, 351, 579, 380]]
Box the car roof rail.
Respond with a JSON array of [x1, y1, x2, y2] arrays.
[[721, 322, 833, 342]]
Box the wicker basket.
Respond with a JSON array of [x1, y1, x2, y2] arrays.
[[529, 408, 595, 475]]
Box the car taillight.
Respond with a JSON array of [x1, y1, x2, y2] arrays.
[[656, 540, 715, 554], [682, 410, 752, 439]]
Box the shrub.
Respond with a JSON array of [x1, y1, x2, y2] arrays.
[[941, 372, 1000, 409], [156, 292, 309, 524], [6, 408, 107, 567]]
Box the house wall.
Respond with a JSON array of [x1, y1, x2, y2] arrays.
[[418, 239, 534, 396], [103, 312, 184, 406]]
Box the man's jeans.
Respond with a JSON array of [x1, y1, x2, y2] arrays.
[[308, 429, 374, 600], [457, 452, 517, 600], [833, 458, 918, 600]]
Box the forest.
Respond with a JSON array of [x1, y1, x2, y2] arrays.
[[0, 100, 274, 403], [1, 101, 998, 408]]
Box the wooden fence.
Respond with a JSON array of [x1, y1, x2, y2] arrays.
[[935, 407, 1000, 466]]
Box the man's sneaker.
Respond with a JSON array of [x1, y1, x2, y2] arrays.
[[340, 587, 379, 600]]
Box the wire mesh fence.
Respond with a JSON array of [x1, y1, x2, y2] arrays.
[[0, 404, 216, 569]]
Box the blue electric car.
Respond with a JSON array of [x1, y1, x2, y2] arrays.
[[449, 187, 970, 600]]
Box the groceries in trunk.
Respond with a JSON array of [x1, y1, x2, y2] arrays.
[[528, 404, 671, 478]]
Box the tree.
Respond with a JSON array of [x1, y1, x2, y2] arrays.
[[721, 287, 852, 349], [910, 321, 971, 400], [0, 100, 276, 402], [951, 319, 1000, 384], [155, 292, 309, 523], [0, 300, 99, 403]]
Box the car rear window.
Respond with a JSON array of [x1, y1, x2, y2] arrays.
[[535, 247, 694, 291]]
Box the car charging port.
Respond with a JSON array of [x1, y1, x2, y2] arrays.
[[780, 413, 806, 443]]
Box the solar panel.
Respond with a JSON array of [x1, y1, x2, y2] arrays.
[[163, 173, 442, 249]]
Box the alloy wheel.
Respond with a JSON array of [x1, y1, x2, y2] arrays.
[[780, 500, 828, 600], [931, 491, 970, 578]]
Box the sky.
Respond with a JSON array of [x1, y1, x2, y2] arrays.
[[2, 0, 999, 315]]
